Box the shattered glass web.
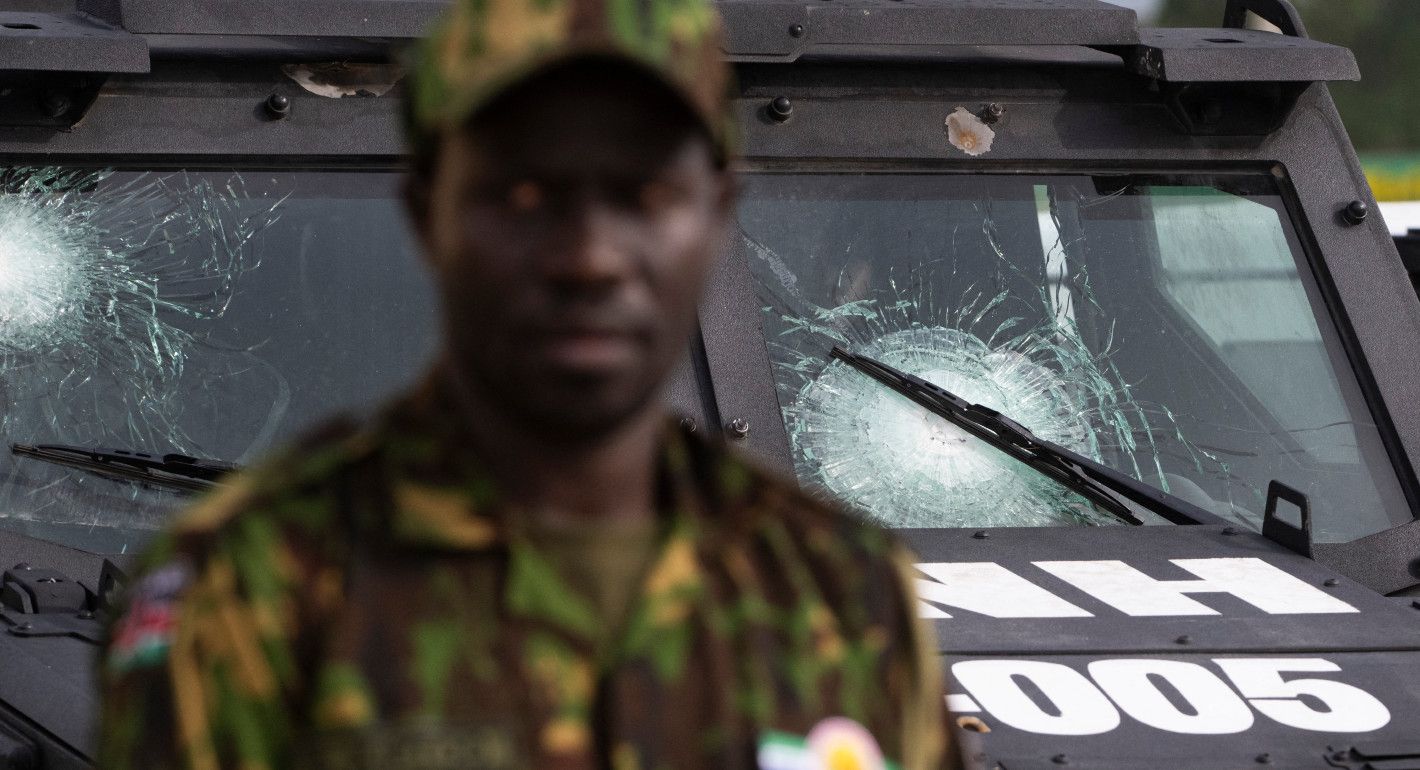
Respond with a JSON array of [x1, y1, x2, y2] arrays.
[[0, 168, 283, 530], [747, 183, 1223, 529]]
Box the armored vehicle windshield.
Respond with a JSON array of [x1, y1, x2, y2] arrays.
[[741, 170, 1409, 542], [0, 168, 437, 555]]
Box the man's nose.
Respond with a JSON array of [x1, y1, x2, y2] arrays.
[[541, 199, 636, 291]]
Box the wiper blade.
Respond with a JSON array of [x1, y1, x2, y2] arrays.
[[830, 346, 1225, 527], [10, 443, 238, 493]]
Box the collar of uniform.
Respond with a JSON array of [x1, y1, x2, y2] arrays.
[[373, 369, 751, 554], [373, 373, 507, 551]]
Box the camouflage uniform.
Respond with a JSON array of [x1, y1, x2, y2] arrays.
[[99, 0, 953, 767], [98, 377, 950, 769]]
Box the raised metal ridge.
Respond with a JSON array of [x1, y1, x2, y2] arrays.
[[0, 11, 148, 73]]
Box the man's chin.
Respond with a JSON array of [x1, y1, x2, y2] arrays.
[[500, 379, 661, 441]]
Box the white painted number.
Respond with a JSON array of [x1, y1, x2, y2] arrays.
[[949, 657, 1391, 736], [951, 660, 1121, 736], [1213, 658, 1391, 733], [1088, 659, 1254, 734]]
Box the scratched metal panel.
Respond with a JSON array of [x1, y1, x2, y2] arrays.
[[899, 525, 1420, 656]]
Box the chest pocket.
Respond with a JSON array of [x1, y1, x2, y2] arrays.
[[308, 720, 530, 770]]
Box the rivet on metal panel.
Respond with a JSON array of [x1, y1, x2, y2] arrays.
[[788, 23, 805, 37], [1342, 200, 1368, 225], [768, 96, 793, 122], [726, 418, 750, 438], [971, 531, 989, 540], [981, 102, 1005, 125], [1323, 578, 1340, 587], [265, 93, 291, 119], [679, 417, 698, 433]]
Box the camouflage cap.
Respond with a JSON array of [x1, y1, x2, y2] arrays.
[[406, 0, 734, 160]]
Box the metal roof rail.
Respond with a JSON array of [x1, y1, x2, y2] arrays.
[[77, 0, 446, 39], [1088, 0, 1354, 134], [0, 10, 147, 74]]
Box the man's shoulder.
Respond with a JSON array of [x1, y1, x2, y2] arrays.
[[160, 416, 377, 558], [695, 438, 920, 630], [697, 436, 899, 563], [105, 417, 379, 678]]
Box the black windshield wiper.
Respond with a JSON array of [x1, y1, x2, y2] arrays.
[[830, 346, 1225, 527], [10, 443, 238, 493]]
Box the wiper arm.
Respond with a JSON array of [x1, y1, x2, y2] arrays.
[[830, 346, 1225, 527], [10, 443, 238, 493]]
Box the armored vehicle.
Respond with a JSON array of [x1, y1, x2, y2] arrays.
[[1, 0, 1418, 767]]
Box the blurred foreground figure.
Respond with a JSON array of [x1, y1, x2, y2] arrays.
[[97, 0, 953, 767]]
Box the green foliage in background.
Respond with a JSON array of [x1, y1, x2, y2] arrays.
[[1157, 0, 1420, 153]]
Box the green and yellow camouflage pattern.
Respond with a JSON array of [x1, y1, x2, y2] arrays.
[[404, 0, 735, 160], [98, 375, 953, 770]]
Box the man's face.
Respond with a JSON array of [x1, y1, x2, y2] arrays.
[[413, 64, 731, 438]]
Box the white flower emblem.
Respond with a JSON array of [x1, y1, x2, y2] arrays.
[[805, 717, 886, 770], [945, 106, 996, 156]]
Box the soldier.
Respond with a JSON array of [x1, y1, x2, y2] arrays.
[[97, 0, 956, 767]]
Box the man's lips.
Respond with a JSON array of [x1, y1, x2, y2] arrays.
[[533, 327, 643, 372]]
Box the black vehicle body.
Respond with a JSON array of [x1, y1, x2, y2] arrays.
[[1, 0, 1419, 767]]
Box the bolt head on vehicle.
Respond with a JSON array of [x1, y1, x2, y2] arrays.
[[265, 93, 291, 119], [1343, 199, 1368, 225], [768, 96, 793, 122]]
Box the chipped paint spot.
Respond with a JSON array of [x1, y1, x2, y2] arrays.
[[946, 107, 995, 157]]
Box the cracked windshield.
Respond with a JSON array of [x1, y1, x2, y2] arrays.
[[741, 171, 1410, 542], [0, 168, 437, 555]]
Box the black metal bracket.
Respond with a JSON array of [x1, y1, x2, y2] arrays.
[[0, 564, 103, 644], [1088, 0, 1350, 136], [1225, 0, 1308, 39], [1324, 741, 1420, 768], [1263, 480, 1314, 558]]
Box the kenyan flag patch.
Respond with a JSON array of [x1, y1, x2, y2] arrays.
[[107, 562, 191, 673]]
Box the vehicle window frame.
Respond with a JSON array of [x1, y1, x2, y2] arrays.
[[699, 160, 1420, 543]]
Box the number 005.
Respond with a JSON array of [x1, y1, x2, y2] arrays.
[[950, 657, 1391, 736]]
